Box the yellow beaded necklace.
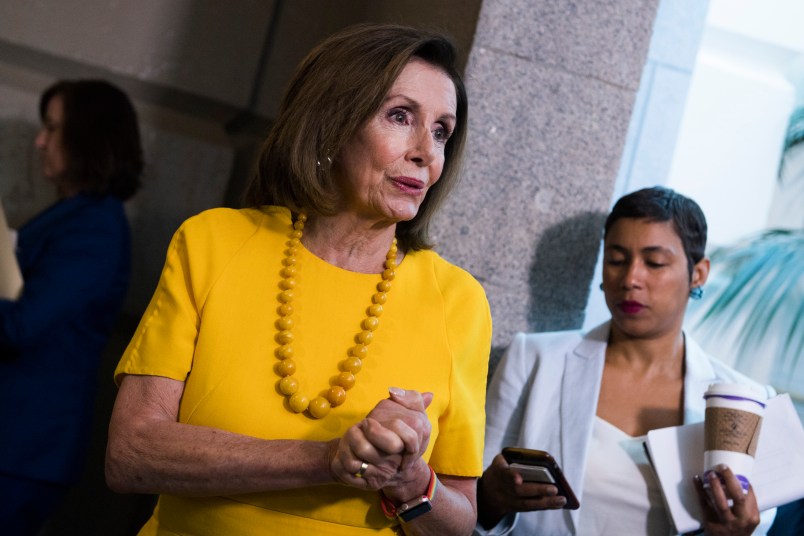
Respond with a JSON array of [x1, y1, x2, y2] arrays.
[[275, 212, 398, 418]]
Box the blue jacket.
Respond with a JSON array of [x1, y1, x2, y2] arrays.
[[0, 193, 131, 484]]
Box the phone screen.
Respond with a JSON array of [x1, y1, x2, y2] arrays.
[[502, 447, 580, 509], [509, 462, 556, 483]]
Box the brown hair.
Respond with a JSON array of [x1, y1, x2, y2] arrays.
[[243, 23, 468, 251], [40, 80, 143, 201]]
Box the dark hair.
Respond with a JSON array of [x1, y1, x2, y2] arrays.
[[40, 79, 143, 200], [604, 186, 707, 277], [244, 23, 468, 251]]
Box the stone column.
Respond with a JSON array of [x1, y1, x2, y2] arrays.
[[433, 0, 660, 366]]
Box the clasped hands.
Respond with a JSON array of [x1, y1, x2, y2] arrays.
[[330, 387, 433, 500]]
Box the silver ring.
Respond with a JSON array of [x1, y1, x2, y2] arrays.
[[355, 461, 369, 479]]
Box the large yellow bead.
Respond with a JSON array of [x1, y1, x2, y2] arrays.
[[291, 230, 303, 239], [278, 290, 294, 303], [297, 213, 307, 222], [350, 345, 368, 359], [336, 372, 356, 390], [276, 317, 293, 330], [343, 357, 363, 373], [278, 304, 294, 316], [372, 292, 387, 304], [382, 269, 395, 281], [279, 376, 298, 395], [385, 259, 398, 269], [368, 304, 383, 317], [357, 330, 374, 344], [377, 280, 392, 292], [276, 330, 293, 345], [288, 393, 309, 413], [362, 317, 379, 331], [308, 397, 331, 418], [279, 278, 297, 290], [327, 386, 347, 406], [276, 345, 293, 359], [283, 256, 297, 266], [281, 266, 297, 278], [276, 358, 296, 376]]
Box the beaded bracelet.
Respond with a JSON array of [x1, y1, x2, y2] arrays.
[[380, 465, 438, 521]]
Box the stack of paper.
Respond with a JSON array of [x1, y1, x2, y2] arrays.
[[645, 394, 804, 534], [0, 197, 23, 299]]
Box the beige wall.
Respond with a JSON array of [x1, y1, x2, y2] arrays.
[[0, 0, 276, 107]]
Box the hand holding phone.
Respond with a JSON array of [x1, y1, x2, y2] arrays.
[[502, 447, 580, 509]]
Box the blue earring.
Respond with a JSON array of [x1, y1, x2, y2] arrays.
[[690, 286, 704, 300]]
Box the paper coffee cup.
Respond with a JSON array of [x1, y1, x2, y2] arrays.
[[703, 383, 766, 493]]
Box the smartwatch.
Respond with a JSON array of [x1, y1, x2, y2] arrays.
[[380, 465, 438, 522], [397, 495, 433, 522]]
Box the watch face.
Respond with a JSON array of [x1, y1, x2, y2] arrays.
[[398, 497, 432, 522]]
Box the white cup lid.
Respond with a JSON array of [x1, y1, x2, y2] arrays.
[[704, 382, 767, 405]]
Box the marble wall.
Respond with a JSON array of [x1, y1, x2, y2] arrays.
[[433, 0, 660, 366]]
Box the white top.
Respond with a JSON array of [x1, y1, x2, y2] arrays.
[[577, 417, 673, 535]]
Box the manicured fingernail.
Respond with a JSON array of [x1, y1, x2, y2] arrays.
[[556, 497, 567, 506], [389, 387, 405, 397], [716, 464, 729, 472]]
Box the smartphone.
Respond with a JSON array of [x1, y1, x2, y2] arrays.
[[501, 447, 580, 509]]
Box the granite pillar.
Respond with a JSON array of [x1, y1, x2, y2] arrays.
[[432, 0, 661, 369]]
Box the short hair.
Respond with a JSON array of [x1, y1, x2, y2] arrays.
[[244, 23, 468, 251], [40, 80, 143, 201], [604, 186, 707, 277]]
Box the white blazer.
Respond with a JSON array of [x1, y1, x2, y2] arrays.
[[476, 322, 775, 536]]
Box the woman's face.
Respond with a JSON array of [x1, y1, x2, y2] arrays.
[[34, 94, 69, 184], [332, 58, 457, 223], [602, 218, 709, 340]]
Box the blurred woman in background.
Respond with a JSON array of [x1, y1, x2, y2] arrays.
[[0, 79, 142, 536]]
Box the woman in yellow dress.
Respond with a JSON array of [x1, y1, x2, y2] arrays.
[[106, 24, 492, 535]]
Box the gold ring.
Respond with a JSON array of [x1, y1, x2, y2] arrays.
[[355, 461, 369, 479]]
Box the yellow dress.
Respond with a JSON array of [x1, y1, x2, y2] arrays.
[[115, 206, 492, 535]]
